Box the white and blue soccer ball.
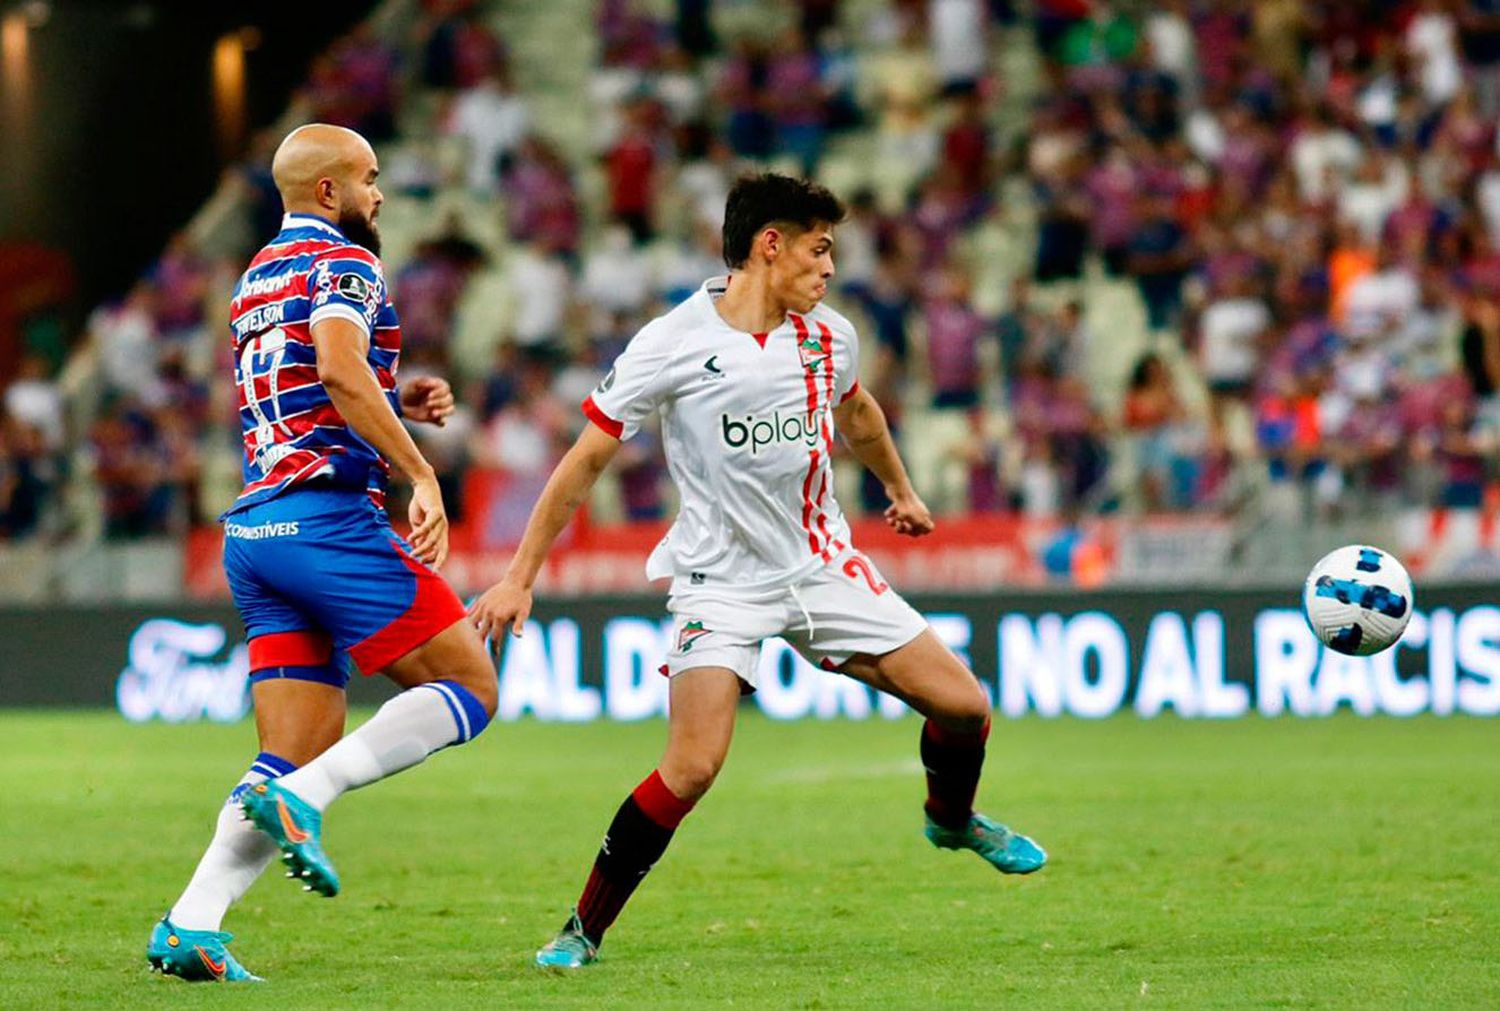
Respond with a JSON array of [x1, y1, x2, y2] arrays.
[[1302, 545, 1415, 656]]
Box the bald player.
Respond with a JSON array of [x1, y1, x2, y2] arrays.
[[146, 125, 498, 983]]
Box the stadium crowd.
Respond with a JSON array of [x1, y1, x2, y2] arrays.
[[9, 0, 1500, 543]]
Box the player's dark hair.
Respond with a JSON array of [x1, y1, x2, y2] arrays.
[[722, 173, 846, 269]]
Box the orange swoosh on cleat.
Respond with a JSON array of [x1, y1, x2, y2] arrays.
[[275, 797, 310, 844], [195, 946, 226, 979]]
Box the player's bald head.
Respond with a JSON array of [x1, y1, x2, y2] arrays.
[[271, 123, 384, 254], [272, 124, 375, 206]]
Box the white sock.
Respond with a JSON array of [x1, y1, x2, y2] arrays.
[[169, 765, 284, 931], [274, 683, 480, 811]]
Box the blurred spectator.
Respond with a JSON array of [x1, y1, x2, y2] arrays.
[[654, 45, 707, 125], [303, 25, 401, 140], [765, 28, 829, 173], [395, 223, 487, 360], [1290, 106, 1362, 205], [717, 39, 776, 159], [1123, 353, 1201, 511], [995, 277, 1043, 382], [605, 97, 665, 242], [0, 411, 54, 539], [941, 91, 992, 198], [1343, 242, 1418, 342], [507, 241, 573, 351], [1145, 0, 1195, 91], [1128, 190, 1192, 332], [475, 354, 569, 542], [5, 355, 65, 454], [921, 261, 987, 410], [90, 283, 163, 402], [151, 235, 212, 345], [446, 67, 531, 194], [929, 0, 987, 95], [657, 220, 723, 305], [1408, 0, 1463, 107], [503, 137, 582, 255], [1198, 275, 1271, 428], [422, 4, 508, 90], [582, 225, 654, 316], [1461, 295, 1500, 427], [1032, 162, 1089, 282], [1087, 144, 1141, 275], [614, 426, 667, 520], [89, 404, 171, 538], [1413, 387, 1495, 507]]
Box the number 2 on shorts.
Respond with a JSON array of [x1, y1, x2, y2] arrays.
[[843, 553, 889, 596]]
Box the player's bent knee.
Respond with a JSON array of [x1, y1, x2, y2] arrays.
[[660, 754, 723, 802], [927, 680, 991, 734], [444, 624, 498, 716], [450, 658, 498, 718]]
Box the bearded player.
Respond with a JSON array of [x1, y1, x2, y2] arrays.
[[469, 173, 1045, 969], [146, 124, 497, 982]]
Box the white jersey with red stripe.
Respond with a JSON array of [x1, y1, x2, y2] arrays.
[[582, 275, 862, 593]]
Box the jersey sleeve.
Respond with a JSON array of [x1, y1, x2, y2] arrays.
[[308, 248, 386, 338], [831, 312, 861, 405], [582, 321, 677, 441]]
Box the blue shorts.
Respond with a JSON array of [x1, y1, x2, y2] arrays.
[[223, 487, 468, 687]]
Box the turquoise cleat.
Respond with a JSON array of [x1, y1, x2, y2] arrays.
[[240, 779, 340, 897], [146, 917, 262, 982], [535, 912, 599, 969], [925, 812, 1047, 874]]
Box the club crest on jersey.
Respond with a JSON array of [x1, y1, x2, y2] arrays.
[[797, 337, 831, 374], [677, 620, 710, 652]]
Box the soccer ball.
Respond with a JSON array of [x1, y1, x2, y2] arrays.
[[1302, 545, 1415, 656]]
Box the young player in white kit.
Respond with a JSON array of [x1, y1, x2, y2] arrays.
[[469, 174, 1045, 968]]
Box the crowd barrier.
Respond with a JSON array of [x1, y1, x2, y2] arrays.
[[3, 584, 1497, 720]]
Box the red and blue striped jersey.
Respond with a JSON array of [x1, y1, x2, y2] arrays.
[[224, 213, 402, 516]]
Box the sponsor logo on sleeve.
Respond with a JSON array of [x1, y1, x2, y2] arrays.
[[310, 260, 333, 307]]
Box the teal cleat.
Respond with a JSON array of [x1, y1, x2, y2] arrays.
[[240, 779, 340, 897], [146, 917, 262, 982], [925, 812, 1047, 874], [535, 913, 599, 969]]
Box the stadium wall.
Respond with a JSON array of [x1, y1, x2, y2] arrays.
[[3, 586, 1498, 720]]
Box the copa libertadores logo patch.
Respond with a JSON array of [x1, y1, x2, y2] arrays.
[[336, 272, 371, 302]]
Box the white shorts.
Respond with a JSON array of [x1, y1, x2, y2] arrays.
[[663, 548, 928, 691]]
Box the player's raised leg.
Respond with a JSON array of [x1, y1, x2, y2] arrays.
[[242, 618, 497, 896], [841, 630, 1046, 874], [537, 666, 741, 968], [149, 675, 346, 981]]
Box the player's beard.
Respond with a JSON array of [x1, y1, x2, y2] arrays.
[[339, 208, 382, 256]]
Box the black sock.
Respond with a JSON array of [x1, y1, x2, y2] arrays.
[[921, 717, 990, 830], [574, 770, 693, 943]]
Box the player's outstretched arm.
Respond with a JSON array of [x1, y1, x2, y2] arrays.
[[468, 423, 623, 638], [833, 386, 934, 537], [311, 316, 449, 566]]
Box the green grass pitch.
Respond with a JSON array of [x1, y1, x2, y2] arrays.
[[0, 709, 1496, 1008]]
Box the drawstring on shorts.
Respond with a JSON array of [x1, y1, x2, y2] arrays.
[[788, 583, 816, 642]]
